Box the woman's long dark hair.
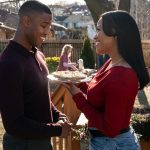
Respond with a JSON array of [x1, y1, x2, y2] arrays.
[[101, 10, 149, 90]]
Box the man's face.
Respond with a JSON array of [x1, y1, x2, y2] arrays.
[[25, 12, 52, 47]]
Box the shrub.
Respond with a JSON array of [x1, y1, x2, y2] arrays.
[[72, 124, 89, 150], [80, 37, 95, 69], [131, 106, 150, 140], [45, 57, 60, 73]]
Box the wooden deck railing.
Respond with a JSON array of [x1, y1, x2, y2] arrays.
[[51, 84, 82, 150]]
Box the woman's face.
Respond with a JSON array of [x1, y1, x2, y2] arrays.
[[94, 18, 115, 55]]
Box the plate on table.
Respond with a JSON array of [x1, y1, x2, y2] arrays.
[[47, 71, 90, 83], [82, 69, 97, 76]]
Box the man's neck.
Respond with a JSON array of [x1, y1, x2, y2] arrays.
[[13, 31, 32, 51]]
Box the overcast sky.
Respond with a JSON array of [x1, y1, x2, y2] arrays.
[[0, 0, 85, 4], [40, 0, 85, 5]]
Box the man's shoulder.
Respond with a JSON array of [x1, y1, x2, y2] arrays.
[[0, 46, 24, 71]]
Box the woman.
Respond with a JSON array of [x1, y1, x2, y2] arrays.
[[63, 10, 149, 150], [57, 44, 78, 71]]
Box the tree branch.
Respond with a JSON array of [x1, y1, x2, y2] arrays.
[[84, 0, 115, 24], [118, 0, 131, 12]]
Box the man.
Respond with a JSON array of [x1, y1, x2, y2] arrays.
[[0, 1, 72, 150]]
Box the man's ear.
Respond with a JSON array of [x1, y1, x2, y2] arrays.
[[22, 16, 32, 27]]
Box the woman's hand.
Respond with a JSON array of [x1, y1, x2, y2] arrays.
[[61, 82, 81, 95]]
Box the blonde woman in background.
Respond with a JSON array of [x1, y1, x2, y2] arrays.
[[57, 44, 78, 71]]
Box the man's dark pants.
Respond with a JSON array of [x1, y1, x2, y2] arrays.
[[3, 133, 53, 150]]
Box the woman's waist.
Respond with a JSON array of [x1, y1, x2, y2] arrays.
[[88, 127, 130, 137], [88, 126, 130, 138]]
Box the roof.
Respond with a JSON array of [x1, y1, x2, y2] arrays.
[[0, 9, 18, 28], [64, 14, 92, 23], [0, 9, 67, 32], [52, 22, 67, 31], [0, 21, 16, 32], [54, 16, 68, 22]]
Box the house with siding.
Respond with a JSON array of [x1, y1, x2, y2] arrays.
[[0, 22, 15, 40], [0, 8, 67, 40]]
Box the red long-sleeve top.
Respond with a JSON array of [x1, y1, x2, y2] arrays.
[[73, 60, 138, 138]]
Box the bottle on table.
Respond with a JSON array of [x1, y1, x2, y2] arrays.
[[78, 59, 84, 71]]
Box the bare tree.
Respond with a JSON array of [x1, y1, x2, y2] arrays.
[[130, 0, 150, 40], [84, 0, 115, 23], [84, 0, 131, 24], [0, 0, 24, 12], [118, 0, 131, 12]]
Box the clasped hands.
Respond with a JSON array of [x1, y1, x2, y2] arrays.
[[57, 82, 82, 138], [57, 118, 72, 138]]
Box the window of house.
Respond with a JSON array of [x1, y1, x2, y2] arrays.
[[65, 23, 68, 28], [74, 23, 76, 28]]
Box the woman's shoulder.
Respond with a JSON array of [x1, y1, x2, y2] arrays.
[[111, 66, 136, 77], [104, 66, 138, 85], [61, 54, 68, 60], [61, 53, 67, 56]]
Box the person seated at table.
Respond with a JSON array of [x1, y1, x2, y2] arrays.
[[57, 44, 78, 71]]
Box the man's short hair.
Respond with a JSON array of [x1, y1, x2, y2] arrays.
[[18, 0, 51, 16]]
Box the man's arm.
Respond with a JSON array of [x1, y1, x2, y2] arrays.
[[51, 102, 70, 123], [0, 62, 62, 138]]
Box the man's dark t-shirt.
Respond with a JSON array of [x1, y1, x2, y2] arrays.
[[0, 40, 62, 139]]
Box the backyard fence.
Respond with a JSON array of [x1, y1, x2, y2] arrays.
[[0, 39, 98, 66], [41, 39, 85, 63], [0, 39, 150, 67], [0, 39, 85, 61]]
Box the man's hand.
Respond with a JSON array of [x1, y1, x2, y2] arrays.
[[58, 121, 73, 138], [58, 113, 70, 123]]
